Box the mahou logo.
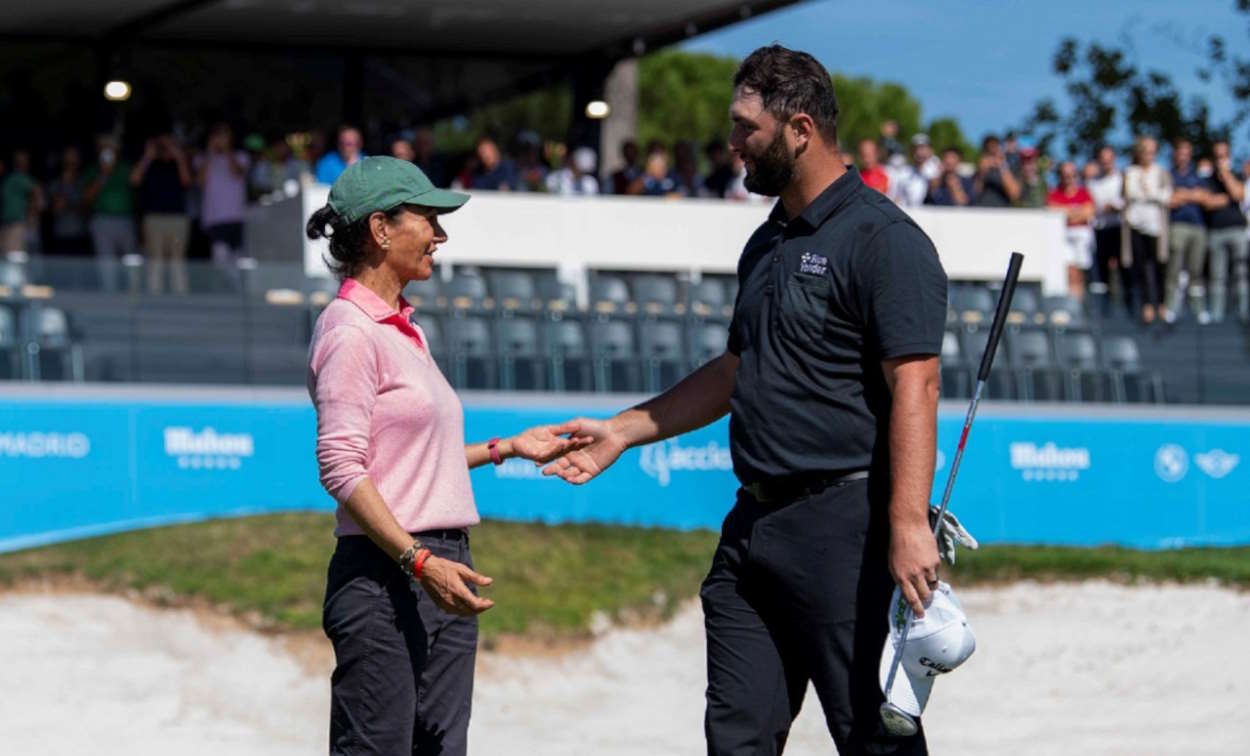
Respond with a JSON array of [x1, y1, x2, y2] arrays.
[[164, 427, 254, 470], [1009, 442, 1090, 482], [639, 439, 733, 487]]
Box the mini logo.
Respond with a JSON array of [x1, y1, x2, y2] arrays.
[[639, 439, 733, 487], [1154, 444, 1188, 483], [799, 252, 828, 276], [1194, 449, 1239, 479], [0, 432, 90, 459], [164, 426, 254, 470], [1009, 442, 1090, 482]]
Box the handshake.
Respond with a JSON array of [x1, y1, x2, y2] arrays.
[[507, 416, 625, 484]]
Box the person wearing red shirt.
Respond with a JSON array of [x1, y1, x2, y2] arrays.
[[858, 138, 890, 195], [1047, 160, 1096, 301]]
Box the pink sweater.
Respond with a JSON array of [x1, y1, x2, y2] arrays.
[[307, 278, 479, 536]]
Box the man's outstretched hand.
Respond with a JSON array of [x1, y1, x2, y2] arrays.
[[541, 417, 629, 485]]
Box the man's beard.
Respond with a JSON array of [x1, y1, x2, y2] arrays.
[[743, 129, 795, 196]]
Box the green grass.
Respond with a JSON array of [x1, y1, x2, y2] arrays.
[[0, 514, 1245, 640]]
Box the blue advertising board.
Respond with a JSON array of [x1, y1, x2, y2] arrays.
[[2, 386, 1247, 551]]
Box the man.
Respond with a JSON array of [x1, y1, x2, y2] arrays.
[[858, 138, 890, 195], [315, 125, 364, 184], [1088, 145, 1127, 315], [468, 136, 517, 191], [891, 134, 939, 207], [703, 139, 736, 198], [131, 132, 193, 294], [197, 123, 250, 280], [926, 146, 973, 206], [1015, 147, 1047, 208], [0, 149, 42, 253], [609, 139, 643, 195], [1201, 139, 1248, 323], [1165, 139, 1210, 323], [972, 135, 1020, 207], [83, 136, 136, 291], [545, 45, 945, 755]]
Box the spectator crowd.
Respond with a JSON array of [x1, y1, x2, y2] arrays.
[[1, 118, 1248, 324]]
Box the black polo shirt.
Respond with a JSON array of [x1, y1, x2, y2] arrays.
[[726, 168, 947, 485]]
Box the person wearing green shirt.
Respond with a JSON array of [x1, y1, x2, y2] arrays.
[[1015, 149, 1048, 209], [1, 150, 44, 254], [83, 136, 136, 291]]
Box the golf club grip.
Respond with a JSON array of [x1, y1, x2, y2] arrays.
[[976, 252, 1024, 382]]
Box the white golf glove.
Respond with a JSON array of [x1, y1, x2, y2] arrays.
[[929, 505, 978, 565]]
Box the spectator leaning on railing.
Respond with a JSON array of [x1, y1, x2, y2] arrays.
[[973, 134, 1021, 207], [926, 146, 973, 206]]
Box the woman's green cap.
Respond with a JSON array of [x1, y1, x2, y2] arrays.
[[328, 156, 469, 222]]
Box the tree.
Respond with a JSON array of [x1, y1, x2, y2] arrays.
[[1024, 2, 1250, 158]]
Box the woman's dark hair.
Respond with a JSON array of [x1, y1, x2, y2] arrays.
[[305, 204, 404, 280], [733, 45, 839, 143]]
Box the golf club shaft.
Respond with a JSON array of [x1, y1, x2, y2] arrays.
[[882, 251, 1024, 701]]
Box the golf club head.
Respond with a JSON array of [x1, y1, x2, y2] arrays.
[[880, 701, 919, 737]]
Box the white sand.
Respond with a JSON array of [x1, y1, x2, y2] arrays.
[[3, 581, 1247, 755]]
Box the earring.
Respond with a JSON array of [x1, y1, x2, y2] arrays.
[[381, 238, 391, 249]]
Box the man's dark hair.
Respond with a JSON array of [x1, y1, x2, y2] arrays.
[[942, 146, 963, 158], [733, 45, 839, 143]]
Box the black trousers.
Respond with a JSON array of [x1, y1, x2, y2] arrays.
[[701, 478, 927, 756], [323, 532, 478, 756]]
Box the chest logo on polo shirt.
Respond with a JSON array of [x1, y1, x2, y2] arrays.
[[799, 252, 828, 276]]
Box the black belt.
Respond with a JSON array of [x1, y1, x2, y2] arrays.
[[743, 470, 869, 504], [411, 528, 469, 543]]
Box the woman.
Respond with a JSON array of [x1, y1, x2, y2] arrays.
[[1047, 160, 1096, 301], [306, 156, 588, 756], [1123, 136, 1172, 324]]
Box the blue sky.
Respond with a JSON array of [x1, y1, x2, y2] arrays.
[[683, 0, 1248, 149]]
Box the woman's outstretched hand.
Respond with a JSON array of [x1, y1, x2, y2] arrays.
[[541, 417, 628, 485], [508, 421, 596, 465]]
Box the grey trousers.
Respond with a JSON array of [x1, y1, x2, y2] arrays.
[[1164, 222, 1207, 316], [1208, 227, 1250, 322], [89, 215, 136, 292], [323, 532, 478, 756]]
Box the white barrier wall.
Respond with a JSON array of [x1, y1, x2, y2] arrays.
[[302, 185, 1069, 295]]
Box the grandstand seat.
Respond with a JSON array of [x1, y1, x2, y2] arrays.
[[1007, 286, 1044, 326], [543, 319, 591, 392], [445, 272, 491, 314], [687, 279, 727, 318], [1007, 328, 1061, 401], [631, 274, 681, 317], [1043, 295, 1088, 328], [402, 272, 445, 313], [589, 319, 640, 392], [1, 260, 28, 289], [495, 317, 544, 391], [637, 319, 686, 392], [445, 316, 496, 389], [688, 322, 728, 370], [412, 314, 448, 374], [961, 328, 1015, 399], [940, 330, 970, 399], [24, 305, 81, 381], [590, 274, 632, 317], [1102, 335, 1162, 403], [486, 269, 540, 314], [1056, 331, 1109, 402], [0, 305, 19, 379], [536, 278, 577, 316], [951, 286, 995, 326]]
